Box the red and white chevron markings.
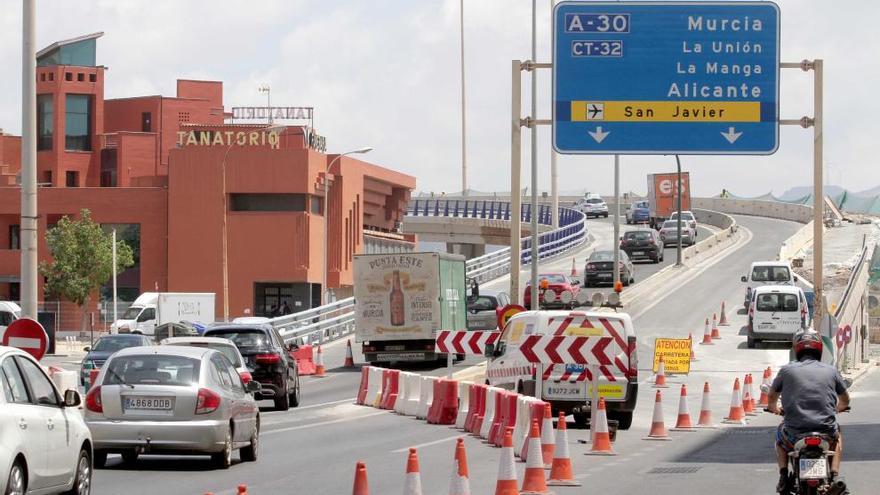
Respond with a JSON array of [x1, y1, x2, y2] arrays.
[[435, 330, 500, 355]]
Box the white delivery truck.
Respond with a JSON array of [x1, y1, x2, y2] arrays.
[[354, 252, 468, 365], [0, 301, 21, 342], [111, 292, 215, 336], [485, 309, 639, 429]]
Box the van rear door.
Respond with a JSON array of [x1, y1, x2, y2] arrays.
[[539, 313, 633, 403]]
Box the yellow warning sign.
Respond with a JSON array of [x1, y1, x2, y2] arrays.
[[652, 338, 692, 374], [586, 383, 626, 400]]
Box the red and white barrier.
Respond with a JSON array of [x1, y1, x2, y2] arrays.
[[379, 369, 400, 410], [417, 376, 437, 420], [480, 387, 502, 439], [427, 379, 459, 425], [455, 381, 472, 429], [435, 330, 500, 355], [367, 366, 384, 407]]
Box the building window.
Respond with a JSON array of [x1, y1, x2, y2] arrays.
[[230, 193, 309, 212], [65, 94, 92, 151], [37, 94, 53, 151], [65, 72, 72, 81], [43, 171, 52, 185], [77, 73, 84, 82], [48, 72, 54, 82], [141, 112, 152, 132], [311, 196, 322, 215], [8, 225, 20, 250], [39, 73, 45, 82], [65, 171, 79, 187]]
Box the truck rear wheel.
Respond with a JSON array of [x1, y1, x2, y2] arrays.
[[610, 411, 633, 430], [572, 412, 588, 429]]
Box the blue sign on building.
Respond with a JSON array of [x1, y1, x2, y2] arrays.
[[553, 1, 780, 155]]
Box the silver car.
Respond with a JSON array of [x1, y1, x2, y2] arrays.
[[658, 219, 696, 246], [467, 291, 510, 331], [84, 345, 261, 469]]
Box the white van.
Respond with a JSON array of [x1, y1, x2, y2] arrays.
[[0, 301, 21, 342], [485, 310, 638, 429], [741, 261, 798, 308], [747, 286, 808, 348]]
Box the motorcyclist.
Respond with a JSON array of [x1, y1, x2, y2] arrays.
[[766, 332, 850, 493]]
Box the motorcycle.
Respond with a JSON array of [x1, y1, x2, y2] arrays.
[[767, 407, 850, 495]]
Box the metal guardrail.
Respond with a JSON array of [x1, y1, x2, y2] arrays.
[[832, 244, 871, 371], [270, 201, 589, 344]]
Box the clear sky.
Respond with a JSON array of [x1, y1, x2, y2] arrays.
[[0, 0, 875, 197]]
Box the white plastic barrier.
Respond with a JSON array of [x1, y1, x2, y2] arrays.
[[48, 369, 79, 395], [514, 395, 540, 459], [366, 367, 384, 408], [394, 372, 414, 415], [417, 376, 437, 420], [455, 381, 473, 429], [404, 374, 422, 416], [480, 386, 502, 439]]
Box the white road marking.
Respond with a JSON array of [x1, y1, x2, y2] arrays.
[[263, 410, 388, 435], [390, 433, 465, 453], [296, 397, 357, 410]]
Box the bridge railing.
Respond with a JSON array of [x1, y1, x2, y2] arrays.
[[271, 201, 588, 342]]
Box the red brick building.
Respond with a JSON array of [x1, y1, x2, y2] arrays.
[[0, 33, 416, 329]]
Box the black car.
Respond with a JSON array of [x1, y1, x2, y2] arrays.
[[80, 333, 153, 387], [204, 324, 301, 411], [620, 229, 664, 263]]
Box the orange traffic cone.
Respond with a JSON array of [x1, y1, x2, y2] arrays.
[[710, 314, 721, 339], [743, 374, 757, 416], [547, 412, 581, 486], [448, 438, 471, 495], [353, 461, 369, 495], [403, 448, 423, 495], [520, 421, 551, 494], [344, 339, 355, 368], [540, 403, 555, 469], [699, 318, 714, 345], [723, 378, 746, 425], [696, 382, 716, 428], [758, 367, 772, 408], [315, 345, 326, 377], [494, 428, 518, 495], [645, 390, 671, 440], [672, 384, 695, 431], [653, 355, 668, 388], [719, 302, 730, 326], [570, 257, 577, 277], [237, 486, 248, 495], [689, 333, 696, 361], [585, 398, 616, 455]]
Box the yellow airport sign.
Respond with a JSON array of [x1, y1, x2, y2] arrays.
[[570, 101, 761, 123]]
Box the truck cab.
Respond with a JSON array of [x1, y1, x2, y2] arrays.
[[0, 301, 21, 341], [484, 310, 639, 429], [111, 292, 158, 335]]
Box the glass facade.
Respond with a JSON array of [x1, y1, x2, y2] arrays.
[[99, 224, 141, 305], [37, 94, 53, 151], [65, 94, 92, 151]]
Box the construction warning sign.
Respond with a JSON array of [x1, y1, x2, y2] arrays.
[[652, 337, 692, 374]]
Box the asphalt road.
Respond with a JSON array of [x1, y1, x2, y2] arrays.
[[75, 214, 880, 495]]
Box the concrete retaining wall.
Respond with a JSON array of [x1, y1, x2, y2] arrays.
[[680, 209, 739, 267], [778, 221, 820, 262], [693, 198, 812, 224]]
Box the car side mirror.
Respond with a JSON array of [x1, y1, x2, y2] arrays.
[[246, 380, 262, 394], [793, 276, 799, 282], [741, 276, 748, 283], [83, 346, 90, 352], [64, 389, 82, 408], [484, 343, 495, 358]]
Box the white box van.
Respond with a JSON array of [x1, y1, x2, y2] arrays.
[[485, 310, 638, 429], [111, 292, 215, 336], [747, 286, 808, 348], [741, 261, 798, 308], [0, 301, 21, 342]]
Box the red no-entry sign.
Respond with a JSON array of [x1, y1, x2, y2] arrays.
[[2, 318, 49, 360]]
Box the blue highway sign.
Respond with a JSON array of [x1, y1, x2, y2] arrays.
[[553, 1, 780, 155]]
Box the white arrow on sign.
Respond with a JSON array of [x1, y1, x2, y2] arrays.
[[721, 127, 743, 144], [588, 126, 610, 143]]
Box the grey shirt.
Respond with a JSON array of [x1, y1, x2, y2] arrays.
[[771, 358, 847, 434]]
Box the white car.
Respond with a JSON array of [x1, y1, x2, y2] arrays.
[[574, 197, 609, 218], [160, 336, 253, 385], [0, 301, 21, 343], [741, 261, 798, 308], [668, 210, 698, 233], [1, 346, 92, 495]]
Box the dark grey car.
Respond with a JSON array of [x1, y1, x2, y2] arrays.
[[583, 250, 635, 287], [620, 229, 664, 263]]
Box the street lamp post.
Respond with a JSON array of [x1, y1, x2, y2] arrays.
[[322, 147, 373, 306]]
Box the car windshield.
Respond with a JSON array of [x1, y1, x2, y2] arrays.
[[635, 202, 648, 209], [624, 231, 651, 241], [468, 296, 498, 311], [756, 293, 799, 312], [93, 336, 144, 353], [589, 251, 614, 262], [169, 342, 242, 367], [586, 198, 603, 204], [751, 266, 791, 282], [121, 306, 142, 319], [662, 221, 682, 229], [670, 212, 694, 220], [532, 274, 566, 284], [104, 355, 201, 386], [204, 329, 271, 350]]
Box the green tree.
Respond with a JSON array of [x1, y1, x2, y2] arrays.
[[40, 209, 134, 331]]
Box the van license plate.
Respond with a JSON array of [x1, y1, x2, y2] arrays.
[[124, 397, 174, 411], [543, 381, 586, 400], [632, 251, 644, 256], [799, 458, 828, 480]]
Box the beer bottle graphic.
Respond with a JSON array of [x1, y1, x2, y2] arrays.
[[390, 270, 405, 326]]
